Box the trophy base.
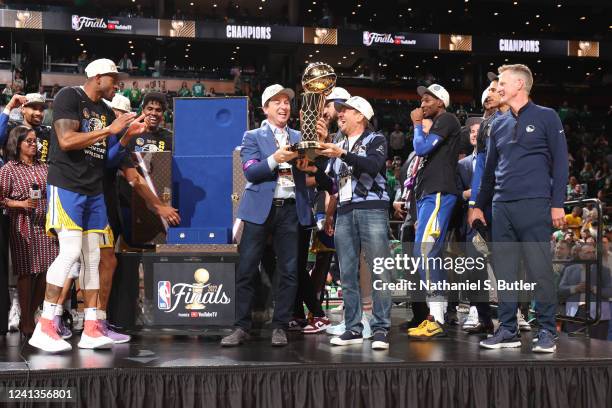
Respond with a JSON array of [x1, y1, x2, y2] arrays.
[[295, 141, 323, 161]]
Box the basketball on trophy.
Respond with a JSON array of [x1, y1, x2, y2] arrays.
[[301, 62, 337, 95]]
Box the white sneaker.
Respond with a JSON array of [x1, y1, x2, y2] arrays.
[[71, 309, 84, 332], [462, 306, 479, 331], [77, 321, 114, 350], [326, 316, 372, 338], [28, 318, 72, 353], [517, 311, 532, 332], [362, 315, 373, 339], [326, 320, 345, 335], [8, 301, 20, 332]]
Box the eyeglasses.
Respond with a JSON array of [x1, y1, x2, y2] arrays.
[[23, 139, 37, 145]]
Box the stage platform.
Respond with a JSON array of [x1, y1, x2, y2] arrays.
[[1, 311, 611, 408]]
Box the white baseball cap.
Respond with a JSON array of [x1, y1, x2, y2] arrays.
[[481, 86, 490, 107], [261, 84, 295, 108], [23, 93, 47, 107], [417, 84, 450, 108], [325, 86, 351, 102], [110, 94, 131, 113], [334, 96, 374, 121], [85, 58, 128, 79]]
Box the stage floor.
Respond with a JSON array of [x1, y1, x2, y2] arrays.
[[1, 309, 611, 407], [1, 309, 612, 370]]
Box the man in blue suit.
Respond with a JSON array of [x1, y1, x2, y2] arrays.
[[456, 117, 494, 335], [221, 84, 314, 347]]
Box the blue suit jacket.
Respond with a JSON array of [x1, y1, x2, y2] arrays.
[[456, 154, 474, 194], [237, 124, 313, 226], [456, 153, 475, 239]]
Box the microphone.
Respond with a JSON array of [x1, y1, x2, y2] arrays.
[[30, 183, 40, 211], [30, 182, 41, 200]]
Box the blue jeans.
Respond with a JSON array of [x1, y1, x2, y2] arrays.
[[335, 208, 391, 334]]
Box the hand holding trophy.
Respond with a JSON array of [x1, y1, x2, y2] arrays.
[[296, 62, 337, 161]]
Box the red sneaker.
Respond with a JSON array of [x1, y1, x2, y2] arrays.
[[303, 316, 331, 334], [78, 320, 113, 349]]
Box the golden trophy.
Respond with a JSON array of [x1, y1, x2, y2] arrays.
[[185, 268, 210, 310], [297, 62, 337, 161]]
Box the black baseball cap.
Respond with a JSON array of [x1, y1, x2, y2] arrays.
[[142, 92, 167, 110]]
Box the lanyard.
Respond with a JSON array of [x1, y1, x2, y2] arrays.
[[342, 133, 366, 155], [270, 125, 289, 149]]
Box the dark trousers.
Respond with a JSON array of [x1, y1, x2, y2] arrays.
[[17, 273, 46, 336], [0, 213, 9, 335], [492, 199, 556, 334], [465, 237, 493, 323], [293, 226, 325, 319], [235, 203, 299, 330]]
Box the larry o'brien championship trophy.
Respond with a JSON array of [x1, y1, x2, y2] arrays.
[[296, 62, 337, 160], [185, 268, 210, 310]]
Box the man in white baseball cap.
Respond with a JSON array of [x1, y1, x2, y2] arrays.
[[333, 96, 375, 123], [85, 58, 129, 80], [28, 59, 146, 353], [261, 84, 295, 108], [222, 82, 315, 348], [417, 84, 450, 109], [316, 95, 393, 350], [0, 92, 53, 161], [407, 83, 462, 340], [319, 87, 351, 143]]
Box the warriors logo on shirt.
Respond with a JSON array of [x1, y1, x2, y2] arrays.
[[86, 117, 105, 132]]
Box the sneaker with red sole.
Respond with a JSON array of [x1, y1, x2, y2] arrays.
[[28, 318, 72, 353], [303, 316, 331, 334], [78, 320, 114, 350]]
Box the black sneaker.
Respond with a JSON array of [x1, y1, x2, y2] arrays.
[[465, 320, 495, 336], [480, 327, 521, 349], [330, 330, 363, 346], [371, 331, 389, 350], [531, 330, 559, 343]]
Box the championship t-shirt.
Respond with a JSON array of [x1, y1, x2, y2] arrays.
[[47, 86, 116, 196], [128, 127, 173, 153], [414, 111, 461, 200]]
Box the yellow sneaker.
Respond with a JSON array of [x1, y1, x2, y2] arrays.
[[407, 319, 428, 335], [408, 316, 446, 340]]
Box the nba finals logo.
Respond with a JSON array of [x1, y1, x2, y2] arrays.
[[158, 281, 171, 310]]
